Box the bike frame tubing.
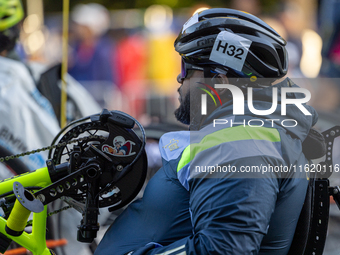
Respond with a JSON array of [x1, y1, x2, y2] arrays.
[[0, 167, 51, 193], [0, 167, 52, 255]]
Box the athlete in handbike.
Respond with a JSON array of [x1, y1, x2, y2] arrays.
[[95, 8, 327, 255]]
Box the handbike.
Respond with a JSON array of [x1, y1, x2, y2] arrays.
[[0, 109, 148, 255]]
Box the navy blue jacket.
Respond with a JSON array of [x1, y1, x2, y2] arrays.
[[95, 78, 317, 255]]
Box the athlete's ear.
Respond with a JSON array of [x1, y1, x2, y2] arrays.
[[213, 74, 229, 95]]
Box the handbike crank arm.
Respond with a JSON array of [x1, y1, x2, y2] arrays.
[[34, 163, 101, 205]]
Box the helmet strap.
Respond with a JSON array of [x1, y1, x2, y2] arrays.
[[203, 68, 211, 79]]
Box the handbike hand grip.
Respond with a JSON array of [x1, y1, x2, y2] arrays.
[[5, 182, 44, 236]]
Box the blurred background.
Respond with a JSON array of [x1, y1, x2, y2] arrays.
[[10, 0, 340, 254], [16, 0, 340, 124]]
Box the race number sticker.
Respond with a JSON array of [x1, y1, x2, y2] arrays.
[[182, 13, 199, 32], [209, 31, 252, 72]]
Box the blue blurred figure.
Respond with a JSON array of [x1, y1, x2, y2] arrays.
[[68, 3, 116, 107]]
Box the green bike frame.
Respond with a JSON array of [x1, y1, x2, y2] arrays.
[[0, 167, 52, 255]]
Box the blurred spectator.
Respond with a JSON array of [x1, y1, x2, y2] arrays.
[[144, 5, 180, 95], [114, 31, 147, 90], [278, 2, 305, 78], [113, 30, 148, 117], [318, 0, 340, 78], [68, 3, 116, 108]]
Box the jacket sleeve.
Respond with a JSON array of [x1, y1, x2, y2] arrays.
[[131, 156, 282, 255]]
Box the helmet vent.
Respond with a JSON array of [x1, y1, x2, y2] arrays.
[[276, 47, 285, 69]]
